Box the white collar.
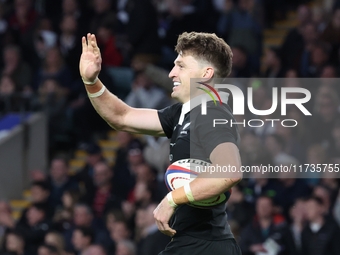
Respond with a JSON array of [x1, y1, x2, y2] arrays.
[[178, 91, 229, 125]]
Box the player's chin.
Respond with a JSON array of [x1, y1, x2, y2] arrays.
[[171, 91, 179, 100]]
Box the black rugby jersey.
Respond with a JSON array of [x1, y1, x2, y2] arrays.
[[157, 95, 240, 240]]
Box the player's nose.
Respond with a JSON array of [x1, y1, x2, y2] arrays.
[[169, 66, 177, 78]]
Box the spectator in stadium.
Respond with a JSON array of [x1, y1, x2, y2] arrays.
[[15, 203, 51, 255], [60, 0, 88, 35], [334, 189, 340, 227], [44, 231, 66, 255], [320, 8, 340, 52], [0, 75, 22, 113], [301, 196, 340, 255], [75, 143, 103, 204], [114, 138, 145, 200], [136, 204, 170, 255], [244, 176, 283, 208], [239, 132, 268, 166], [115, 239, 136, 255], [37, 244, 59, 255], [105, 210, 126, 233], [126, 140, 145, 176], [17, 181, 53, 229], [262, 47, 286, 78], [302, 42, 331, 77], [0, 201, 15, 244], [33, 17, 58, 60], [303, 144, 328, 185], [122, 0, 161, 61], [89, 0, 115, 35], [1, 45, 32, 91], [109, 221, 131, 243], [159, 0, 202, 67], [36, 78, 67, 112], [72, 227, 94, 255], [8, 0, 40, 67], [35, 47, 73, 93], [310, 86, 340, 145], [276, 178, 311, 220], [2, 231, 26, 255], [135, 163, 167, 200], [91, 161, 122, 217], [82, 245, 107, 255], [53, 189, 80, 232], [228, 46, 252, 78], [275, 123, 306, 164], [129, 181, 154, 209], [313, 184, 333, 216], [264, 134, 299, 166], [143, 136, 170, 180], [320, 65, 340, 95], [320, 168, 340, 202], [226, 185, 254, 238], [96, 21, 123, 67], [47, 158, 79, 209], [278, 198, 306, 255], [218, 0, 262, 72], [280, 5, 312, 69], [125, 72, 171, 110], [63, 204, 107, 251], [239, 196, 285, 255], [114, 131, 134, 170], [58, 14, 82, 80]]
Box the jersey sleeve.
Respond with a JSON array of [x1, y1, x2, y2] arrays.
[[157, 103, 182, 139], [195, 106, 239, 158]]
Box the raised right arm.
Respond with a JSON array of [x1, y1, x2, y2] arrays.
[[79, 34, 165, 136]]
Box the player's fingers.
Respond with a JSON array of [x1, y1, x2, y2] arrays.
[[91, 34, 100, 54], [162, 222, 176, 236], [87, 33, 94, 53], [82, 36, 87, 53], [155, 220, 163, 232]]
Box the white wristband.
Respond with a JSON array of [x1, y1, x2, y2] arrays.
[[167, 192, 178, 208], [87, 85, 106, 98], [82, 76, 98, 85], [184, 183, 195, 202]]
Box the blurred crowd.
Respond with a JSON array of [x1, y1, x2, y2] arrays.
[[1, 0, 340, 255]]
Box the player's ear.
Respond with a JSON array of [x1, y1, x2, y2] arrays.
[[204, 67, 214, 78], [201, 67, 214, 81]]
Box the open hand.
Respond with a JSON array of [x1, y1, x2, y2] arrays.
[[153, 196, 176, 236], [79, 33, 102, 83]]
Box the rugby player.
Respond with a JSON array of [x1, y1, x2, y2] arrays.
[[79, 32, 242, 254]]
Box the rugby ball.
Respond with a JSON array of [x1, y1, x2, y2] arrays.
[[165, 158, 231, 208]]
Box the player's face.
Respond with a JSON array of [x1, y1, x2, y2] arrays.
[[169, 53, 207, 103]]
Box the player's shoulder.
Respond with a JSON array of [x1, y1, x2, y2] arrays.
[[158, 102, 182, 116], [200, 101, 234, 119]]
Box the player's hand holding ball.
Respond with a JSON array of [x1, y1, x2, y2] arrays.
[[79, 33, 102, 84]]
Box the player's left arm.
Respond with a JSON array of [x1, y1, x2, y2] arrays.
[[153, 142, 242, 236], [171, 142, 242, 204], [189, 142, 242, 201]]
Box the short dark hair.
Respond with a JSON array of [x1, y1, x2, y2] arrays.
[[257, 195, 273, 204], [32, 181, 50, 192], [175, 32, 233, 78], [74, 227, 95, 243], [308, 196, 324, 206], [74, 203, 94, 216], [6, 230, 25, 242], [31, 202, 48, 216], [38, 244, 59, 255]]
